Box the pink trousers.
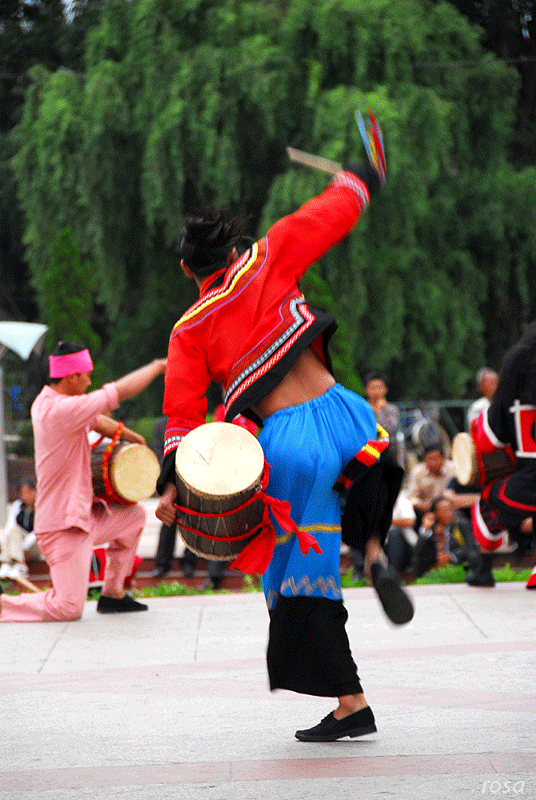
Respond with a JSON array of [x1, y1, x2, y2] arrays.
[[0, 502, 145, 622]]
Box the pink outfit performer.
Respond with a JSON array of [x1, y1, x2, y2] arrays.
[[0, 363, 145, 622]]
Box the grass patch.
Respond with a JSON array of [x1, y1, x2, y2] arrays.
[[2, 564, 532, 601], [340, 563, 531, 590], [134, 581, 232, 598]]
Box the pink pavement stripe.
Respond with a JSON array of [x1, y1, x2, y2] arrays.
[[1, 639, 533, 695], [0, 641, 536, 697], [1, 670, 534, 714], [360, 639, 536, 661], [366, 685, 536, 714], [1, 752, 534, 790]]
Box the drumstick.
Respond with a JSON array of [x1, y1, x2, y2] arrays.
[[286, 147, 342, 175]]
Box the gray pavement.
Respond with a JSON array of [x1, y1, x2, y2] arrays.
[[1, 581, 535, 800]]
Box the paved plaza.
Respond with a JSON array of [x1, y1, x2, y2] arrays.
[[1, 578, 535, 800]]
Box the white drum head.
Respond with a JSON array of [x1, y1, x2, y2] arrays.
[[451, 432, 477, 486], [111, 444, 161, 502], [175, 422, 264, 497]]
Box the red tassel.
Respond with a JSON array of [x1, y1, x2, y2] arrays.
[[262, 493, 322, 556], [225, 460, 323, 575], [296, 528, 323, 555], [230, 524, 276, 575]]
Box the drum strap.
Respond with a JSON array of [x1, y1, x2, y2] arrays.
[[174, 463, 322, 575]]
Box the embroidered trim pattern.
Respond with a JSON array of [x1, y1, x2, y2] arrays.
[[163, 434, 184, 458], [170, 243, 260, 334], [225, 299, 315, 410], [331, 171, 370, 211], [266, 575, 343, 611], [280, 575, 342, 598]]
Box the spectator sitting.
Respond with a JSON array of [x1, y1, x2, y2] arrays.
[[384, 492, 418, 574], [349, 370, 403, 578], [466, 367, 498, 429], [412, 496, 480, 579], [0, 477, 41, 581], [405, 444, 456, 529], [443, 476, 480, 524]]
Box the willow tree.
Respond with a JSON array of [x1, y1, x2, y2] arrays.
[[261, 0, 536, 398], [11, 0, 536, 409]]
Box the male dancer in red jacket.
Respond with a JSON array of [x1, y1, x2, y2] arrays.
[[157, 116, 413, 741]]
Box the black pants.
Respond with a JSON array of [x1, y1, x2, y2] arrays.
[[386, 527, 414, 572], [267, 595, 363, 697], [154, 523, 177, 571], [155, 523, 225, 580]]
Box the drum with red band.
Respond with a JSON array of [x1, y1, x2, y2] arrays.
[[91, 428, 160, 504], [452, 431, 515, 488], [174, 422, 266, 560]]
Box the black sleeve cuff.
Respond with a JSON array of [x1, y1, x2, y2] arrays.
[[156, 450, 177, 495], [344, 161, 381, 196]]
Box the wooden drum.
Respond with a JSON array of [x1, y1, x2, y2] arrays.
[[452, 432, 515, 488], [91, 439, 161, 504], [174, 422, 266, 561]]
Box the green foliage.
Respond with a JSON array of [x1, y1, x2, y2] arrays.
[[413, 564, 469, 584], [132, 580, 232, 597], [341, 563, 531, 588], [128, 416, 157, 443], [8, 0, 536, 410], [35, 227, 99, 350], [413, 563, 532, 584], [492, 563, 532, 583], [341, 568, 368, 589]]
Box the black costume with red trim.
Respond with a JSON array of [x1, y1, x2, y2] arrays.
[[470, 323, 536, 586]]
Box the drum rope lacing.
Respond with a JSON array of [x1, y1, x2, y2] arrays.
[[173, 462, 322, 575], [95, 422, 137, 507]]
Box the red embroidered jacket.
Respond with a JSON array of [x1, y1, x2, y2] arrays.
[[158, 170, 370, 489]]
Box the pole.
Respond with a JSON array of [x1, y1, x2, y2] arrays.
[[0, 363, 7, 526]]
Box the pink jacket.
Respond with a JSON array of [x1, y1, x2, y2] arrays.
[[31, 383, 119, 534]]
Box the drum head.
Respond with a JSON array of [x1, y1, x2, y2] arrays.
[[451, 432, 477, 486], [111, 444, 161, 502], [175, 422, 264, 497]]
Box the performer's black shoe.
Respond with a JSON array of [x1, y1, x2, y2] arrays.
[[295, 706, 377, 742], [97, 593, 148, 613], [465, 570, 495, 587], [151, 565, 170, 579], [370, 562, 414, 625], [181, 561, 195, 578], [199, 577, 222, 592], [466, 552, 495, 587]]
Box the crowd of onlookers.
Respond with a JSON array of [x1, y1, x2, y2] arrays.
[[350, 367, 534, 586]]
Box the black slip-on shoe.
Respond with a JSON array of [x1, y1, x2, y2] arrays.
[[150, 566, 170, 579], [465, 570, 495, 587], [96, 593, 148, 614], [370, 562, 414, 625], [295, 706, 377, 742]]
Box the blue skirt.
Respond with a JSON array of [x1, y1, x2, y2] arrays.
[[258, 383, 376, 610]]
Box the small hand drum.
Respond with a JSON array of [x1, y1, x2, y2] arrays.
[[92, 439, 160, 504], [452, 432, 515, 488], [174, 422, 266, 560]]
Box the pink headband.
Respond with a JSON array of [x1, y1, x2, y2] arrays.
[[49, 349, 93, 378]]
